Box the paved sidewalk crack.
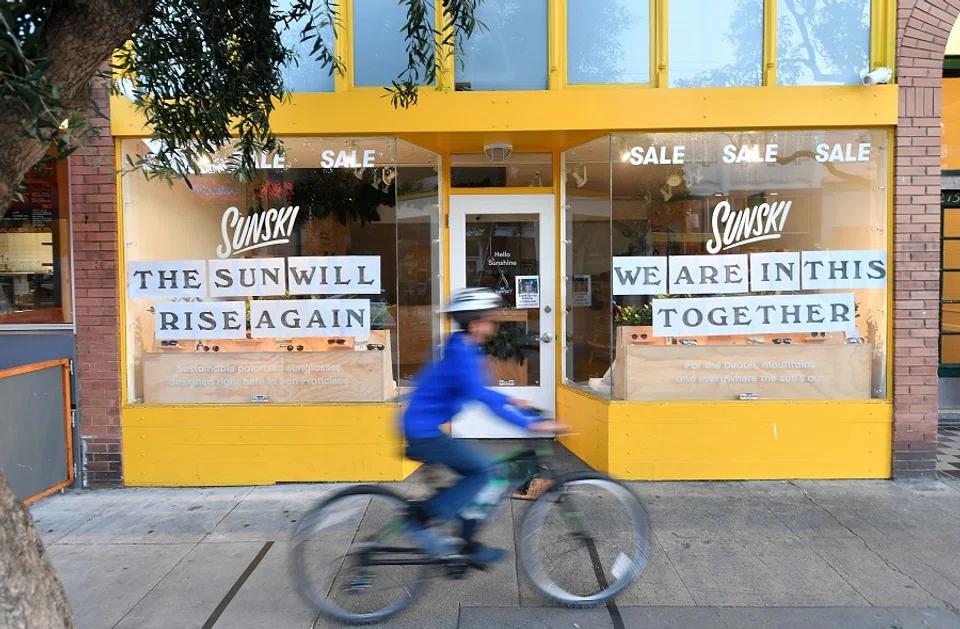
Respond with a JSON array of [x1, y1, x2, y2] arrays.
[[788, 482, 959, 614]]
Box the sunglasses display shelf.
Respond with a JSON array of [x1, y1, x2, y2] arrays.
[[140, 329, 397, 404], [609, 325, 873, 401]]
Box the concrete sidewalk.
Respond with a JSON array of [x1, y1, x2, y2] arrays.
[[29, 469, 960, 628]]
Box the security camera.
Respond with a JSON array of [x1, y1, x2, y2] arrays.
[[862, 67, 893, 86]]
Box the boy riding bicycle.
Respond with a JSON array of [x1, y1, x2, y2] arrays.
[[401, 288, 565, 565]]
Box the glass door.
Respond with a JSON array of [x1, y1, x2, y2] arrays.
[[449, 194, 556, 438]]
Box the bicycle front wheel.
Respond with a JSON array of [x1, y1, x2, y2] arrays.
[[519, 473, 650, 607], [291, 486, 427, 625]]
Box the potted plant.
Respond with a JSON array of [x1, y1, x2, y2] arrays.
[[482, 326, 536, 386]]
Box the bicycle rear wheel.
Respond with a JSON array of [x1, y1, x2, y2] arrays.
[[519, 472, 650, 607], [291, 486, 427, 625]]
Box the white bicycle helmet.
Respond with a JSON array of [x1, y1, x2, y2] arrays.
[[444, 288, 503, 328]]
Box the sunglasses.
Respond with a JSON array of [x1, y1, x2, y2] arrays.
[[327, 339, 346, 345], [679, 339, 697, 345], [773, 338, 792, 345], [202, 345, 220, 352], [366, 344, 385, 351], [846, 337, 865, 344], [160, 340, 179, 347], [630, 333, 648, 341], [286, 344, 305, 352], [809, 332, 826, 338]]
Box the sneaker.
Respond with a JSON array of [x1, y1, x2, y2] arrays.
[[404, 521, 457, 559], [464, 543, 508, 565]]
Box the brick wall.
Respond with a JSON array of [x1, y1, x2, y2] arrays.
[[70, 79, 122, 487], [894, 0, 960, 478]]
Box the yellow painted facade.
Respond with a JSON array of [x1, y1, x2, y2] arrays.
[[117, 1, 900, 485]]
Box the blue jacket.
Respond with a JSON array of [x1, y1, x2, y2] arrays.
[[402, 332, 536, 439]]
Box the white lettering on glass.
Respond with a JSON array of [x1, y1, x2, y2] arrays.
[[319, 149, 377, 169], [722, 144, 778, 164], [706, 199, 792, 254], [628, 145, 685, 165], [216, 206, 300, 259], [815, 143, 871, 163]]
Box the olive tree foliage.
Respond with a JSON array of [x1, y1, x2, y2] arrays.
[[0, 0, 484, 209], [0, 3, 482, 627]]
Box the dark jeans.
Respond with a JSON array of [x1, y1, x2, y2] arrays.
[[405, 434, 494, 523]]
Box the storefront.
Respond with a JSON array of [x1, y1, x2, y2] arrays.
[[88, 0, 925, 485]]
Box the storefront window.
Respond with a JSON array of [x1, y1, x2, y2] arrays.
[[567, 0, 650, 85], [450, 154, 553, 188], [563, 130, 889, 401], [669, 0, 763, 87], [0, 157, 72, 326], [121, 137, 442, 404], [354, 0, 435, 87], [455, 0, 548, 91], [777, 0, 870, 86], [278, 0, 335, 92]]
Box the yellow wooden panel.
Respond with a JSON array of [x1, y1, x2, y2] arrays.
[[943, 272, 960, 301], [944, 210, 960, 238], [122, 404, 407, 486], [557, 386, 609, 472], [110, 85, 898, 141], [945, 241, 960, 269], [941, 333, 960, 364], [606, 401, 892, 480]]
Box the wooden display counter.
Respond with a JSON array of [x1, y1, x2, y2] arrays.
[[612, 326, 872, 401], [142, 330, 395, 404]]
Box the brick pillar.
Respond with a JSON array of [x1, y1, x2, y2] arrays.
[[70, 79, 122, 487], [894, 0, 960, 478]]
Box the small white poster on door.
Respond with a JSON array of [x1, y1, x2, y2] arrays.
[[516, 276, 540, 309], [572, 275, 592, 307]]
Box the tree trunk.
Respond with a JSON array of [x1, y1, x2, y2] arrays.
[[0, 0, 154, 211], [0, 469, 74, 629]]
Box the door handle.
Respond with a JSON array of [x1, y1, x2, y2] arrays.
[[539, 332, 554, 344]]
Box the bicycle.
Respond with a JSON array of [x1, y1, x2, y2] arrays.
[[290, 429, 651, 624]]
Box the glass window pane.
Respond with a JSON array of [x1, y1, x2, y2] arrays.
[[456, 0, 548, 91], [580, 129, 890, 401], [354, 0, 435, 87], [464, 215, 542, 386], [562, 137, 613, 397], [450, 154, 553, 188], [0, 157, 72, 325], [277, 0, 335, 92], [568, 0, 650, 84], [669, 0, 763, 87], [121, 137, 440, 405], [777, 0, 870, 86]]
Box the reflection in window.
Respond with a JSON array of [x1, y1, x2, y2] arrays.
[[669, 0, 763, 87], [354, 0, 435, 87], [456, 0, 548, 90], [777, 0, 870, 86], [277, 0, 335, 92], [567, 0, 650, 84]]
